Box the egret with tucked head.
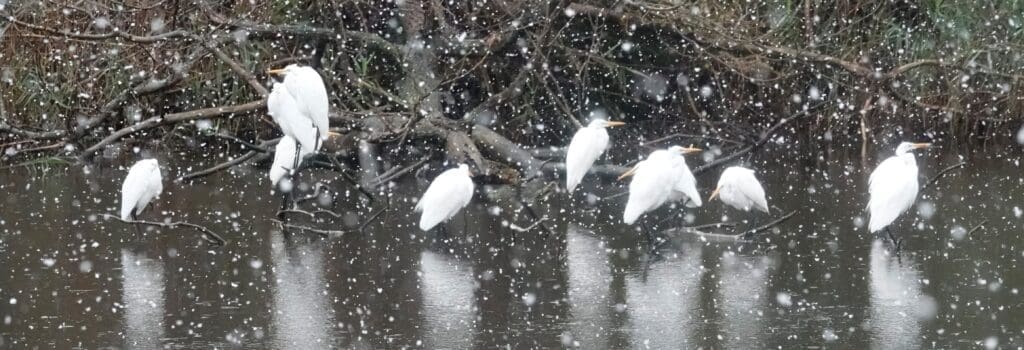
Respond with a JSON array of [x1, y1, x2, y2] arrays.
[[564, 119, 625, 193], [416, 164, 475, 231], [709, 166, 769, 214], [121, 159, 163, 234], [867, 141, 931, 253], [619, 145, 702, 247]]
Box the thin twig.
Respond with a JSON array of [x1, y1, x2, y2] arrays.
[[101, 214, 226, 245], [369, 157, 429, 186], [601, 191, 629, 201], [201, 37, 269, 96], [176, 151, 259, 182], [509, 217, 550, 232], [359, 198, 391, 233], [924, 161, 967, 189], [743, 210, 798, 238], [277, 209, 342, 219], [271, 219, 344, 237], [212, 133, 267, 152], [687, 222, 738, 230], [967, 220, 988, 237]]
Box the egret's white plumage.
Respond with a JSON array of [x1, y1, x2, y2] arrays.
[[867, 142, 930, 232], [669, 151, 702, 208], [416, 164, 475, 231], [622, 146, 702, 224], [269, 135, 313, 188], [711, 166, 768, 213], [274, 65, 330, 143], [120, 159, 163, 220], [268, 83, 319, 153], [565, 119, 624, 192]]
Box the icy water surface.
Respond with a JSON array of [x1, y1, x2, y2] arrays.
[[1, 145, 1023, 348]]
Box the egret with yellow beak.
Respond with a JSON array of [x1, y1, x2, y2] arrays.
[[620, 145, 702, 248], [267, 64, 330, 150], [564, 119, 626, 193], [867, 141, 931, 253]]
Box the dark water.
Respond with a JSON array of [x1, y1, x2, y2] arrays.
[[1, 144, 1022, 348]]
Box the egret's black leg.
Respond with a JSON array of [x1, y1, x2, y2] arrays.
[[131, 212, 143, 236], [438, 224, 450, 243], [741, 216, 759, 241], [314, 128, 322, 152], [640, 220, 657, 253], [886, 227, 902, 255]]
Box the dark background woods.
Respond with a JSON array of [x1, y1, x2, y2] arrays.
[[0, 0, 1022, 179]]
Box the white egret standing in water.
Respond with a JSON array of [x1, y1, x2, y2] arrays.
[[619, 146, 702, 246], [416, 164, 475, 231], [266, 66, 334, 223], [867, 142, 931, 252], [267, 65, 330, 148], [121, 159, 163, 233], [709, 166, 769, 213], [564, 119, 625, 192]]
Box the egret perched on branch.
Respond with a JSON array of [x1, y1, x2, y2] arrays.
[[709, 166, 769, 214], [269, 135, 313, 190], [867, 142, 931, 252], [121, 159, 163, 230], [619, 146, 703, 233], [564, 119, 625, 192], [267, 64, 330, 148], [416, 164, 475, 231]]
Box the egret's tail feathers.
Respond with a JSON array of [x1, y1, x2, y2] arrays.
[[623, 202, 643, 225], [419, 215, 441, 231], [565, 171, 584, 193], [685, 196, 702, 208]]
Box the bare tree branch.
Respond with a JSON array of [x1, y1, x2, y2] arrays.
[[80, 100, 266, 159], [101, 214, 226, 245]]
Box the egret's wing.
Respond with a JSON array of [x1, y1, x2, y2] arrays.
[[731, 169, 768, 213], [867, 157, 919, 232], [673, 163, 702, 208], [284, 68, 330, 141], [137, 163, 163, 214], [268, 84, 319, 153], [270, 136, 298, 186], [120, 165, 145, 220], [565, 128, 609, 192], [457, 174, 476, 210], [417, 169, 473, 230], [623, 158, 674, 224], [120, 161, 161, 220]]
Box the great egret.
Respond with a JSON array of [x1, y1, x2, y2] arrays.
[[620, 146, 703, 226], [867, 142, 931, 251], [267, 64, 330, 147], [709, 166, 769, 213], [121, 159, 163, 223], [564, 119, 625, 192], [269, 135, 312, 190], [416, 164, 475, 231]]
